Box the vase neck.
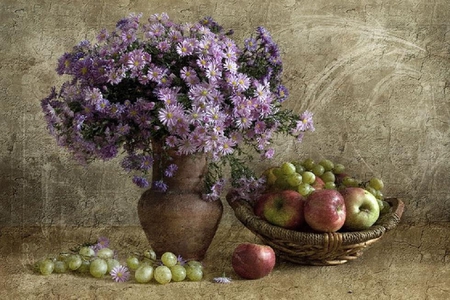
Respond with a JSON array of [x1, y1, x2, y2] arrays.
[[151, 141, 207, 193]]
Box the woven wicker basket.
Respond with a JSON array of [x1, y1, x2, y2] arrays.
[[227, 195, 405, 265]]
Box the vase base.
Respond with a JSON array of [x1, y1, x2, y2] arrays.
[[138, 189, 223, 261]]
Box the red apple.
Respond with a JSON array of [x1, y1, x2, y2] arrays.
[[254, 190, 306, 230], [304, 189, 346, 232], [312, 177, 325, 190], [231, 243, 276, 279], [340, 187, 380, 231]]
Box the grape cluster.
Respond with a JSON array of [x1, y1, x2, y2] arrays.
[[128, 251, 203, 284], [264, 158, 386, 203], [34, 239, 203, 284]]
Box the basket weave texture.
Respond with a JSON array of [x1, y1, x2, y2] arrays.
[[227, 196, 405, 265]]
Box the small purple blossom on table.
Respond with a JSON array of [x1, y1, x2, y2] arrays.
[[213, 273, 232, 284], [110, 265, 130, 283]]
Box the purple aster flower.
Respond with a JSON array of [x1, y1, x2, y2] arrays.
[[177, 255, 187, 266], [110, 265, 130, 282], [96, 28, 109, 43], [276, 85, 289, 102], [294, 110, 315, 133], [189, 83, 214, 103], [264, 148, 275, 159], [107, 67, 126, 85], [223, 59, 238, 73], [157, 40, 171, 52], [180, 67, 199, 86], [140, 155, 154, 171], [147, 65, 165, 83], [177, 138, 197, 155], [126, 49, 147, 72], [96, 236, 110, 249], [158, 104, 181, 127], [213, 273, 232, 284], [205, 62, 220, 81], [254, 121, 266, 134], [164, 163, 178, 177], [244, 37, 257, 52], [95, 98, 110, 113], [98, 144, 119, 160], [168, 29, 183, 43], [132, 175, 150, 188], [56, 52, 73, 75], [177, 40, 194, 56], [165, 135, 179, 148], [121, 29, 137, 45], [152, 180, 168, 192]]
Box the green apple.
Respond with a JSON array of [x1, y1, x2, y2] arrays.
[[341, 187, 380, 231], [254, 190, 306, 230]]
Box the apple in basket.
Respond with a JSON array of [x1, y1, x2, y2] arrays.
[[254, 190, 306, 230], [304, 189, 346, 232], [312, 176, 325, 190], [340, 187, 380, 231], [232, 243, 276, 279]]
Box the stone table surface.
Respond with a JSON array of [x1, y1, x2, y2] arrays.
[[1, 221, 449, 300]]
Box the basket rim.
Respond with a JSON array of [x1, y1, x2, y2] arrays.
[[227, 195, 405, 246]]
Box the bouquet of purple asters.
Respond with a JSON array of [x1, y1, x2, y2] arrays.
[[41, 13, 314, 201]]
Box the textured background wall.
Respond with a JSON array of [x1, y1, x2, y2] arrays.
[[1, 0, 449, 226]]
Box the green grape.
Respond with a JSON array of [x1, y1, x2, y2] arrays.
[[342, 176, 359, 187], [161, 252, 178, 267], [186, 266, 203, 281], [286, 173, 302, 187], [303, 158, 315, 171], [96, 248, 114, 260], [54, 260, 68, 274], [280, 162, 296, 175], [312, 164, 325, 176], [274, 175, 290, 190], [333, 163, 345, 174], [292, 161, 305, 174], [380, 200, 391, 214], [57, 253, 70, 262], [68, 254, 82, 271], [375, 190, 384, 200], [321, 171, 335, 183], [170, 265, 187, 282], [126, 255, 140, 271], [301, 171, 316, 184], [365, 186, 377, 197], [106, 258, 120, 273], [77, 259, 91, 273], [79, 246, 95, 258], [324, 182, 336, 190], [369, 177, 384, 190], [39, 259, 55, 275], [186, 260, 203, 270], [90, 258, 108, 278], [143, 249, 157, 261], [34, 260, 43, 273], [154, 266, 172, 284], [319, 159, 334, 171], [271, 167, 283, 178], [297, 183, 313, 197], [135, 265, 154, 283]]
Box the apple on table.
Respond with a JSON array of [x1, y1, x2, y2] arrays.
[[231, 243, 276, 279]]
